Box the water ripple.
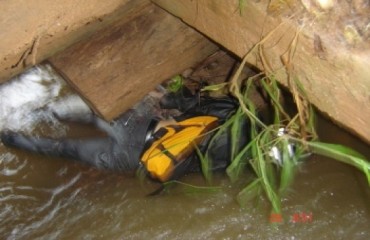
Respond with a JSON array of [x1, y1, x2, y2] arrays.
[[0, 154, 27, 177], [35, 173, 82, 214], [0, 65, 65, 133], [5, 173, 82, 240]]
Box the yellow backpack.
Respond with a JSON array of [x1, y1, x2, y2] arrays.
[[141, 116, 218, 182]]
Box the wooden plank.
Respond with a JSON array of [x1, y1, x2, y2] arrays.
[[0, 0, 149, 83], [153, 0, 370, 143], [49, 4, 218, 120]]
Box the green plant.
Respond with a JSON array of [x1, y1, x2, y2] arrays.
[[167, 75, 183, 93], [201, 23, 370, 214], [202, 73, 370, 214], [238, 0, 247, 15], [143, 23, 369, 212]]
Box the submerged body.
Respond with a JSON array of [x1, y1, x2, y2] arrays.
[[1, 88, 244, 181], [1, 109, 152, 171]]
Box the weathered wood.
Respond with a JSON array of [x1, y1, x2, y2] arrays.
[[0, 0, 149, 83], [49, 4, 218, 120], [153, 0, 370, 143]]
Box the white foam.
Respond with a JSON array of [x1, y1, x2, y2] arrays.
[[0, 64, 91, 134]]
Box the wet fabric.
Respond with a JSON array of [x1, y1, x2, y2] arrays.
[[0, 86, 245, 179], [1, 109, 153, 171], [158, 87, 248, 176]]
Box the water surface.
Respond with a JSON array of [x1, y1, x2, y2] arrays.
[[0, 66, 369, 239]]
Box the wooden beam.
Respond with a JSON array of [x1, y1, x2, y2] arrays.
[[49, 4, 218, 120], [153, 0, 370, 143], [0, 0, 149, 83]]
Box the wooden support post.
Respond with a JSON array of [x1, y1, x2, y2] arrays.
[[153, 0, 370, 143], [50, 4, 218, 120], [0, 0, 149, 83]]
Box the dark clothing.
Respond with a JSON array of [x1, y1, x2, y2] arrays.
[[1, 109, 153, 171], [1, 88, 245, 178], [160, 87, 239, 121]]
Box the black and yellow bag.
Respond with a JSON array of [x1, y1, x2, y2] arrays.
[[141, 116, 218, 182]]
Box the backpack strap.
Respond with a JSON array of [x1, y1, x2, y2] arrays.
[[141, 116, 218, 182]]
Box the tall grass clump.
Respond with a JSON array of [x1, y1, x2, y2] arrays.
[[203, 24, 370, 214], [144, 22, 369, 214], [211, 71, 369, 214]]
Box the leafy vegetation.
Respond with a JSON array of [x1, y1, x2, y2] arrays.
[[199, 71, 369, 214], [167, 75, 183, 93], [199, 23, 370, 214], [146, 13, 369, 215]]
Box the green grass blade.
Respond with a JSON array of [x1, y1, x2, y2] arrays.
[[260, 132, 278, 190], [194, 143, 212, 183], [307, 105, 317, 139], [307, 141, 370, 185], [255, 139, 281, 213], [232, 78, 267, 129], [201, 82, 228, 92], [208, 114, 236, 147], [260, 77, 289, 122], [293, 77, 308, 98], [278, 138, 297, 194], [237, 179, 262, 207], [167, 75, 183, 93], [238, 0, 247, 15], [163, 180, 222, 195], [226, 138, 254, 182], [231, 108, 245, 161]]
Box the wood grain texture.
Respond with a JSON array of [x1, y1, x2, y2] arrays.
[[50, 4, 218, 120], [0, 0, 149, 83], [153, 0, 370, 143]]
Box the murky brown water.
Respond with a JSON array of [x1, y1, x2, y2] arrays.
[[0, 111, 369, 240]]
